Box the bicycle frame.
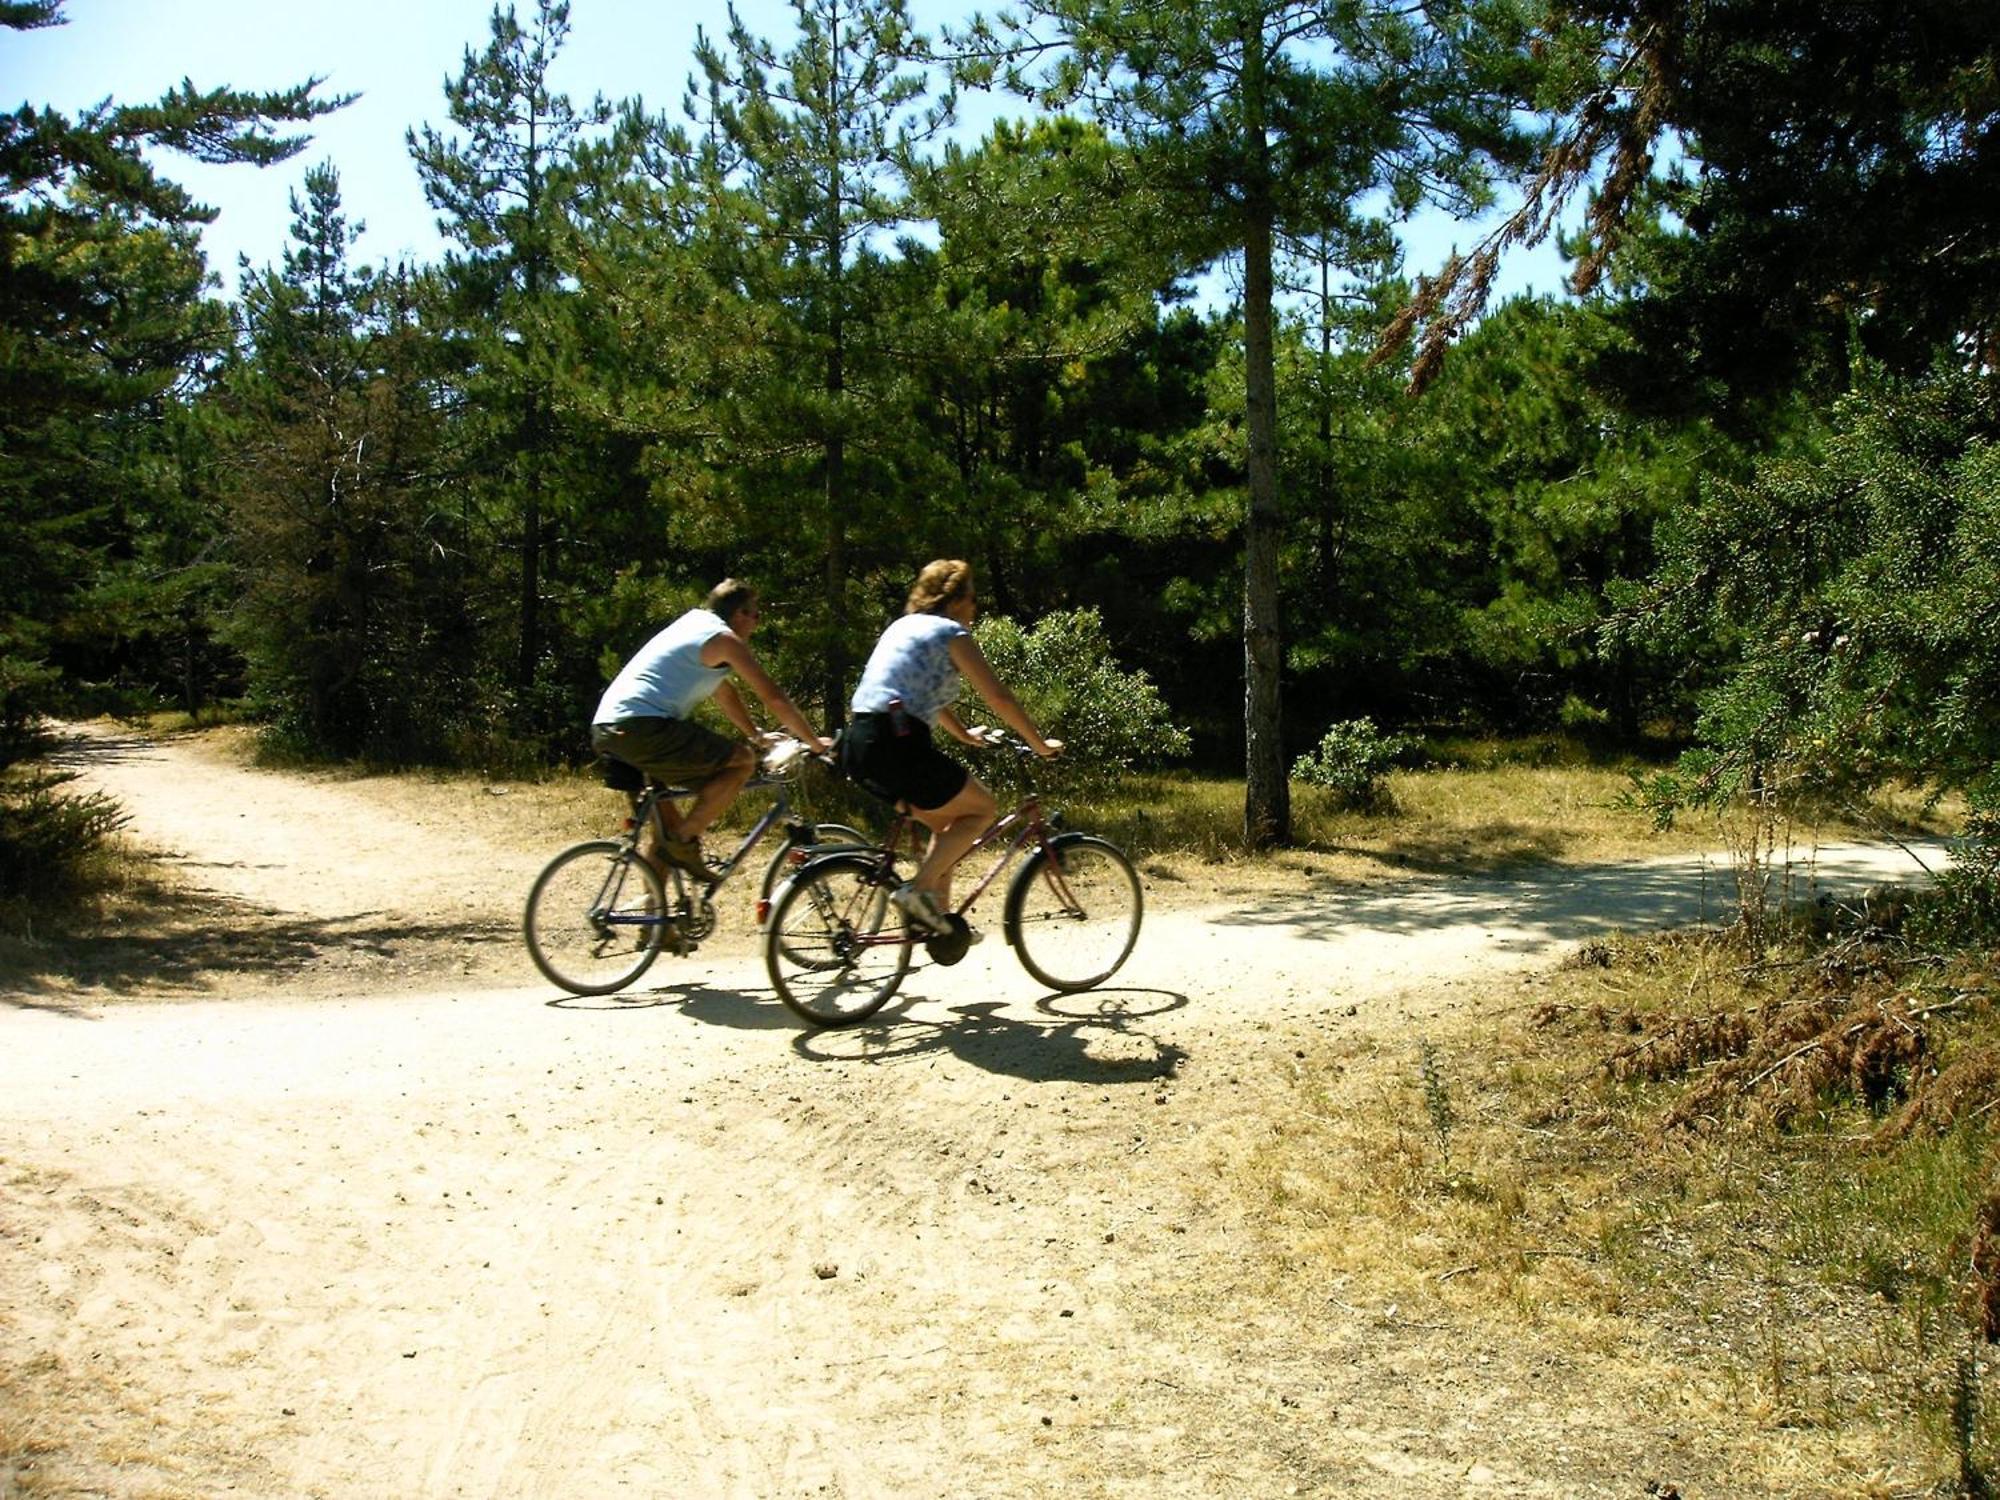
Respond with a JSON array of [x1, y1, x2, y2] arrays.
[[821, 792, 1066, 951], [938, 797, 1056, 919], [598, 764, 814, 933]]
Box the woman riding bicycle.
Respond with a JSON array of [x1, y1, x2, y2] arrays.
[[842, 559, 1061, 936]]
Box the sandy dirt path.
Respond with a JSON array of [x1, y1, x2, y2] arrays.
[[0, 727, 1944, 1497]]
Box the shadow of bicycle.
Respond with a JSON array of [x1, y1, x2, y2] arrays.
[[790, 986, 1189, 1086], [544, 976, 1189, 1086]]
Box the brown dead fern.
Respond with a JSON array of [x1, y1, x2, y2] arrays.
[[1601, 1009, 1755, 1084], [1877, 1049, 2000, 1142], [1966, 1167, 2000, 1342], [1660, 996, 1931, 1135]]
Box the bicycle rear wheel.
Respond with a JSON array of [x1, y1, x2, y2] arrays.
[[757, 821, 873, 908], [525, 839, 668, 995], [764, 854, 911, 1025], [1004, 833, 1143, 992]]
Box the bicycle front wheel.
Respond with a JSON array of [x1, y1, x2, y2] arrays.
[[1004, 834, 1143, 992], [525, 840, 667, 995], [765, 854, 911, 1026]]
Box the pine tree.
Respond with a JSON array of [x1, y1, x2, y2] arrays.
[[408, 0, 609, 713], [684, 0, 951, 721], [0, 0, 346, 755], [951, 0, 1541, 844]]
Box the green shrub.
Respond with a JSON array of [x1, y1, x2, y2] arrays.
[[1558, 693, 1612, 734], [1909, 805, 2000, 950], [1631, 373, 2000, 825], [1291, 718, 1415, 811], [0, 768, 129, 900], [971, 609, 1191, 794]]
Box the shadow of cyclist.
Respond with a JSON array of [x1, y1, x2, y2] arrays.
[[545, 978, 802, 1031], [541, 976, 1190, 1080], [791, 987, 1188, 1087]]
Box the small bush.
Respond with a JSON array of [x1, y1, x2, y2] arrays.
[[1909, 806, 2000, 950], [1291, 718, 1415, 811], [1558, 693, 1612, 734], [0, 768, 129, 900], [971, 609, 1191, 794]]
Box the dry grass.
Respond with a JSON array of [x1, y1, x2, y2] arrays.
[[1085, 761, 1958, 895], [0, 847, 189, 993], [112, 718, 1965, 882], [1218, 915, 2000, 1493], [0, 1344, 221, 1499], [1073, 762, 1688, 881]]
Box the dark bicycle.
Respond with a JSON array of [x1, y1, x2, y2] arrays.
[[761, 734, 1143, 1026], [524, 737, 864, 996]]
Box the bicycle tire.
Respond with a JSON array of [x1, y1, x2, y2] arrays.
[[757, 821, 873, 907], [1003, 833, 1143, 993], [524, 839, 668, 995], [764, 853, 911, 1026]]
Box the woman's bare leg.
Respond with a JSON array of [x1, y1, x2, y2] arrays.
[[910, 775, 997, 908]]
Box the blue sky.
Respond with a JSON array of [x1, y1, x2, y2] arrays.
[[12, 0, 1570, 304], [15, 0, 808, 280]]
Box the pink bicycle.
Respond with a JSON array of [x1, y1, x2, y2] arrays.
[[760, 735, 1143, 1025]]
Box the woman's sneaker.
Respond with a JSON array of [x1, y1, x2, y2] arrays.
[[890, 882, 952, 935]]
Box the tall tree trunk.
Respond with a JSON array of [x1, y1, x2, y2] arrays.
[[1240, 25, 1289, 848], [821, 133, 850, 729], [519, 392, 543, 695], [1315, 252, 1339, 593], [824, 430, 848, 729], [517, 130, 545, 698]]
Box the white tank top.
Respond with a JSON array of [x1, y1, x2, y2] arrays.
[[593, 609, 732, 721]]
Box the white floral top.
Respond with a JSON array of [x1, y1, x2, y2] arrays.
[[851, 614, 969, 726]]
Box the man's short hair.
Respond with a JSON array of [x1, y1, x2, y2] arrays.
[[706, 579, 757, 621]]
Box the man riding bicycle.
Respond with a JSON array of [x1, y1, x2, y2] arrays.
[[592, 580, 830, 878]]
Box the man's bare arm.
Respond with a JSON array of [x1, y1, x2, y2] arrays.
[[703, 633, 831, 749]]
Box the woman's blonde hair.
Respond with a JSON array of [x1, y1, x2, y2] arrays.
[[905, 559, 974, 616]]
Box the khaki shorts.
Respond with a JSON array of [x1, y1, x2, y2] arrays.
[[592, 717, 737, 787]]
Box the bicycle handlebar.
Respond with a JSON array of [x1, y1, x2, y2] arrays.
[[759, 734, 840, 776], [966, 726, 1063, 759], [760, 727, 1057, 786]]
